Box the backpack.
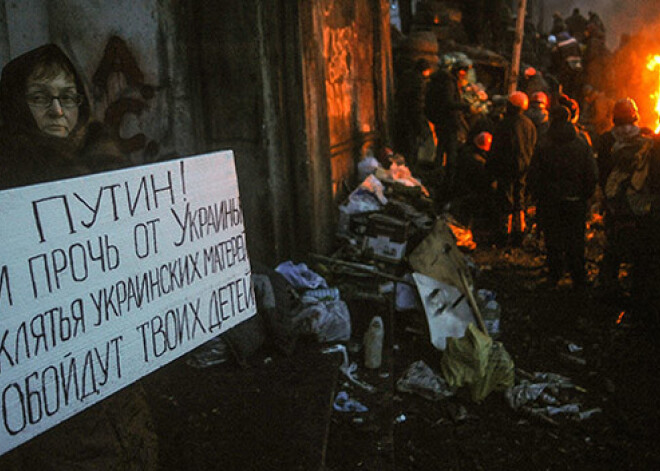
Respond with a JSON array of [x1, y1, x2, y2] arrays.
[[605, 135, 658, 217]]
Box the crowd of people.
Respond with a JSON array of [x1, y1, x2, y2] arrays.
[[392, 5, 660, 331]]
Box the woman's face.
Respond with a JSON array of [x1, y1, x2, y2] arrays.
[[25, 69, 80, 138]]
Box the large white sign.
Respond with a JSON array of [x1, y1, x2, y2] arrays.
[[0, 150, 255, 455]]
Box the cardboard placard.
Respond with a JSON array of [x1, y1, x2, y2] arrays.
[[0, 150, 255, 455]]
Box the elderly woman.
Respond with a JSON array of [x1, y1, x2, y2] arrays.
[[0, 43, 124, 187], [0, 44, 157, 470]]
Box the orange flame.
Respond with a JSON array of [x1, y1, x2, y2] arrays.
[[646, 55, 660, 133], [448, 223, 476, 251], [616, 311, 626, 325]]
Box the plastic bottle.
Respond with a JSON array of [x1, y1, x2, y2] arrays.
[[482, 299, 501, 339], [363, 316, 384, 369]]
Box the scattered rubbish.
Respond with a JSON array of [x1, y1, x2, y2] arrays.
[[577, 408, 602, 420], [275, 261, 328, 290], [301, 287, 341, 304], [506, 381, 559, 409], [333, 391, 368, 413], [186, 336, 231, 368], [481, 299, 501, 339], [293, 300, 352, 342], [394, 413, 407, 424], [323, 344, 375, 392], [412, 272, 475, 350], [362, 213, 410, 263], [364, 316, 385, 369], [441, 324, 515, 402], [567, 343, 583, 353], [396, 360, 456, 400], [559, 352, 587, 366], [521, 406, 560, 426], [447, 403, 468, 422], [532, 404, 580, 416]]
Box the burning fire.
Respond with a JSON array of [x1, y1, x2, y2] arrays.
[[646, 55, 660, 133], [448, 222, 476, 251]]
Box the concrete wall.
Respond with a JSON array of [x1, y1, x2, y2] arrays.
[[0, 0, 394, 266], [0, 0, 197, 163]]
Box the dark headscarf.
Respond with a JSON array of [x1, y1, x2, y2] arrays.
[[0, 44, 126, 189], [0, 43, 90, 135]]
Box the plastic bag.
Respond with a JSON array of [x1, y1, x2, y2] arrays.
[[291, 300, 352, 342], [275, 260, 328, 290], [396, 360, 455, 400], [441, 324, 515, 402]]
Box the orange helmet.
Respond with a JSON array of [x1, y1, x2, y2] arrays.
[[474, 132, 493, 152], [524, 67, 537, 78], [530, 91, 549, 108], [612, 97, 639, 125], [508, 91, 529, 110]]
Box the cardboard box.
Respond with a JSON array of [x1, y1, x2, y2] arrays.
[[362, 213, 409, 263]]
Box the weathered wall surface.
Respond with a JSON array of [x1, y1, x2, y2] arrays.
[[323, 0, 392, 199], [0, 0, 196, 163], [0, 0, 394, 265]]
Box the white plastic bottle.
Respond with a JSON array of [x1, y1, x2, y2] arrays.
[[483, 300, 501, 339], [364, 316, 384, 369]]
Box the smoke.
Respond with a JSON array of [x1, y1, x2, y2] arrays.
[[539, 1, 660, 128], [541, 0, 660, 50]]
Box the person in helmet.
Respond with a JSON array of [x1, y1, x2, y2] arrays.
[[519, 66, 549, 98], [486, 91, 537, 247], [424, 55, 473, 203], [528, 105, 598, 288], [596, 97, 660, 327], [525, 91, 550, 143], [452, 131, 497, 232], [558, 93, 593, 146], [594, 97, 651, 298]]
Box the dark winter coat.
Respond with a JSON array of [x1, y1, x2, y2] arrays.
[[528, 120, 597, 204], [424, 69, 470, 138], [487, 108, 537, 184]]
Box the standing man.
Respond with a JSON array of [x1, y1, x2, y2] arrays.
[[487, 91, 537, 247], [394, 58, 433, 167], [528, 106, 598, 288], [424, 55, 472, 203]]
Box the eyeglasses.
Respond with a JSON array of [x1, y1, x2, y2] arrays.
[[25, 92, 84, 109]]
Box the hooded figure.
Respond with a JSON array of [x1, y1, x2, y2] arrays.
[[528, 106, 597, 288], [0, 44, 125, 189], [0, 44, 157, 470]]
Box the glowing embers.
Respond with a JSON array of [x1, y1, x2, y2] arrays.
[[646, 55, 660, 133], [616, 310, 626, 325]]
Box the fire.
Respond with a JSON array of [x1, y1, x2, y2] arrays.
[[646, 55, 660, 133], [448, 222, 476, 251], [616, 311, 626, 325]]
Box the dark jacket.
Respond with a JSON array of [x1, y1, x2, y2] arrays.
[[424, 69, 469, 138], [528, 120, 597, 203], [487, 107, 537, 183]]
